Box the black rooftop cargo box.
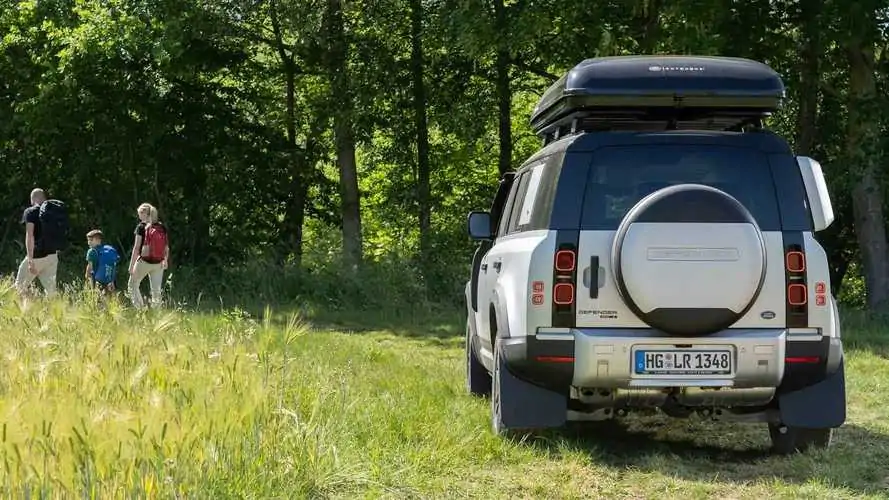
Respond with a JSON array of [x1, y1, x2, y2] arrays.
[[530, 55, 785, 142]]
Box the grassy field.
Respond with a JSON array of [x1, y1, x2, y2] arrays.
[[0, 286, 887, 498]]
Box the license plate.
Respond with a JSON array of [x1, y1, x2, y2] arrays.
[[634, 349, 732, 375]]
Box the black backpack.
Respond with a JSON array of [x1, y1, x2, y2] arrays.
[[38, 199, 69, 252]]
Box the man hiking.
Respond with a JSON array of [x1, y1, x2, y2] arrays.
[[15, 188, 69, 298]]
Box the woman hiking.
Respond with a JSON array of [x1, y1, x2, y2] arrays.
[[128, 203, 169, 309]]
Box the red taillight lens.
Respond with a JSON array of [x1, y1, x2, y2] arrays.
[[785, 251, 806, 273], [786, 356, 820, 364], [535, 356, 575, 363], [788, 284, 807, 306], [553, 283, 574, 305], [554, 250, 576, 273]]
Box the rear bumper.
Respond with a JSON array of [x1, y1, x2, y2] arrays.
[[574, 328, 786, 389], [501, 335, 575, 394], [501, 329, 842, 395]]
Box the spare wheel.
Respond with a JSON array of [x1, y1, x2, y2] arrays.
[[611, 184, 766, 336]]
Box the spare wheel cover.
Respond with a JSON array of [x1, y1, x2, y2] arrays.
[[611, 184, 766, 336]]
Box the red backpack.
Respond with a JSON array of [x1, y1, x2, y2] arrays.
[[142, 222, 168, 263]]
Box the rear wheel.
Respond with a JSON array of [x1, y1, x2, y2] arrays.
[[768, 424, 833, 454], [466, 319, 492, 397]]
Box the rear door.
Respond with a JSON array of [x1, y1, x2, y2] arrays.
[[470, 172, 515, 313], [476, 170, 527, 342], [574, 143, 788, 330]]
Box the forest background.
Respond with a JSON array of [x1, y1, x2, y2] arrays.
[[1, 0, 888, 317]]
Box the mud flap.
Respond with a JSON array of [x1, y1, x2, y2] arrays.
[[778, 358, 846, 429], [496, 341, 568, 429]]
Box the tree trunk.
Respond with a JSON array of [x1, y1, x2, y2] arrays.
[[830, 254, 851, 298], [270, 0, 305, 265], [409, 0, 432, 262], [325, 0, 362, 268], [493, 0, 512, 176], [636, 0, 661, 53], [846, 42, 889, 311], [794, 0, 820, 155]]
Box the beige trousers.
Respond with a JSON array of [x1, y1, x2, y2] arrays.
[[128, 259, 164, 308], [15, 253, 58, 297]]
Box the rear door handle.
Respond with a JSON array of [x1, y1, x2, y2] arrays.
[[492, 261, 502, 273], [582, 256, 601, 298], [589, 256, 599, 298]]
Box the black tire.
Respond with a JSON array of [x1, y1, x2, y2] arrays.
[[466, 320, 492, 397], [768, 424, 833, 455], [491, 340, 506, 435]]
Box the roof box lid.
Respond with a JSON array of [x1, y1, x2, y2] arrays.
[[530, 56, 786, 136]]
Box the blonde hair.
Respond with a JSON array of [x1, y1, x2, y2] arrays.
[[138, 203, 159, 224]]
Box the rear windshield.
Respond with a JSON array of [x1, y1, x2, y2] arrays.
[[580, 145, 783, 231]]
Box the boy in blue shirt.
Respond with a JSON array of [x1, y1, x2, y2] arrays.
[[85, 229, 120, 294]]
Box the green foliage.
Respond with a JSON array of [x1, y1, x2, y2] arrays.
[[0, 0, 887, 310], [839, 262, 869, 309]]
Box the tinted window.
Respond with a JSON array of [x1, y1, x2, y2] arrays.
[[513, 163, 545, 232], [505, 171, 532, 235], [489, 173, 515, 231], [497, 172, 523, 237], [580, 145, 782, 231], [768, 154, 813, 231], [528, 152, 564, 230]]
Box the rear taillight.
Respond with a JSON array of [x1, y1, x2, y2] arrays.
[[787, 283, 807, 305], [550, 239, 579, 328], [535, 355, 575, 363], [784, 244, 808, 327], [814, 281, 827, 306], [553, 248, 576, 308], [555, 250, 576, 272], [786, 356, 820, 364], [785, 251, 806, 273], [553, 283, 574, 305]]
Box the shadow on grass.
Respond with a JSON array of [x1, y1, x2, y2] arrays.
[[212, 301, 465, 348], [524, 418, 889, 495], [307, 307, 464, 349]]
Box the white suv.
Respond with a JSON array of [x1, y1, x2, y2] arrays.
[[464, 56, 845, 455]]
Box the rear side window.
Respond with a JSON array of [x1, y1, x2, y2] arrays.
[[497, 173, 523, 237], [498, 158, 557, 236], [580, 145, 782, 231], [504, 170, 532, 234], [515, 163, 544, 229]]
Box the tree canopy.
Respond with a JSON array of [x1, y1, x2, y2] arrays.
[[1, 0, 888, 311]]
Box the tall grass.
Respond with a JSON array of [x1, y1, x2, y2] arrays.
[[0, 280, 496, 497], [0, 282, 358, 497], [4, 253, 467, 321], [0, 279, 887, 498]]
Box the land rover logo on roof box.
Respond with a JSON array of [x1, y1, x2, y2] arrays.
[[648, 65, 705, 72]]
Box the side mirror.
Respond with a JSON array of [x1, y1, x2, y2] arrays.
[[796, 156, 835, 232], [467, 211, 493, 240]]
